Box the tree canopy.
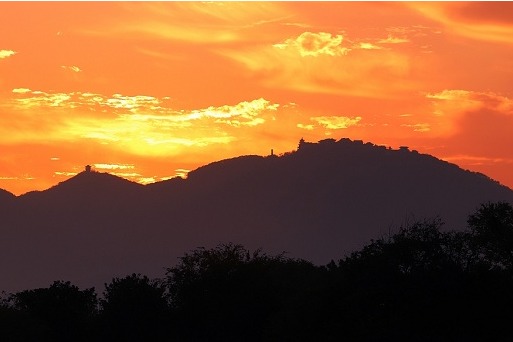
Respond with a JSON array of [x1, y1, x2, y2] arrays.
[[2, 202, 513, 341]]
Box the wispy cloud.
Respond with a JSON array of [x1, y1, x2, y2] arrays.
[[224, 29, 417, 98], [61, 65, 82, 73], [378, 35, 410, 44], [355, 42, 383, 50], [426, 89, 513, 115], [5, 88, 281, 156], [309, 116, 362, 130], [82, 2, 291, 44], [93, 163, 134, 170], [423, 89, 513, 138], [401, 123, 431, 132], [407, 2, 513, 45]]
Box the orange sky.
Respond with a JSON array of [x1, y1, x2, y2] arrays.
[[1, 1, 513, 195]]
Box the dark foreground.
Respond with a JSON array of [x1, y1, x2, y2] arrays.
[[2, 202, 513, 342]]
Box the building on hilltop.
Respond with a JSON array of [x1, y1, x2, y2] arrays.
[[85, 165, 92, 173]]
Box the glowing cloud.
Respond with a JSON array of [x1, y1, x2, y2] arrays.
[[356, 42, 383, 50], [423, 89, 513, 137], [426, 90, 513, 114], [175, 169, 190, 178], [297, 123, 315, 131], [61, 65, 82, 72], [12, 88, 31, 94], [11, 89, 165, 113], [274, 32, 350, 57], [0, 50, 16, 59], [225, 29, 415, 98], [93, 163, 135, 170], [310, 116, 362, 130], [378, 35, 410, 44], [5, 88, 281, 156]]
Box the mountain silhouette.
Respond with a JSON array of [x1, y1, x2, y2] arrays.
[[1, 138, 513, 292], [0, 188, 15, 202]]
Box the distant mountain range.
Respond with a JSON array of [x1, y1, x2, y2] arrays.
[[2, 138, 513, 292]]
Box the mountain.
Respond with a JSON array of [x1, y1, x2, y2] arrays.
[[1, 138, 513, 293], [0, 188, 15, 202]]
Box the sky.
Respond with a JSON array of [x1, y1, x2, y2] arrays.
[[1, 1, 513, 195]]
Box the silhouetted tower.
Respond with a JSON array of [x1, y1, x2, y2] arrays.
[[85, 165, 92, 173], [271, 149, 274, 156]]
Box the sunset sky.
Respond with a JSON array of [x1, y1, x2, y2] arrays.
[[1, 1, 513, 195]]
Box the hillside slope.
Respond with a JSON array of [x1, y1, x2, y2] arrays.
[[1, 138, 512, 292]]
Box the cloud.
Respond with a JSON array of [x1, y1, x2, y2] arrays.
[[426, 89, 473, 101], [82, 2, 291, 44], [4, 88, 281, 156], [61, 65, 82, 72], [426, 90, 513, 115], [274, 32, 350, 57], [355, 42, 383, 50], [93, 163, 134, 170], [423, 89, 513, 138], [12, 88, 31, 94], [297, 123, 315, 131], [11, 89, 164, 113], [401, 123, 431, 132], [54, 171, 78, 177], [137, 177, 157, 185], [0, 50, 16, 59], [378, 35, 410, 44], [223, 29, 417, 98], [174, 168, 190, 178], [310, 116, 362, 130]]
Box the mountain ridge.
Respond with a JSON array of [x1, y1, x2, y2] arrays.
[[2, 138, 510, 197], [1, 138, 513, 292]]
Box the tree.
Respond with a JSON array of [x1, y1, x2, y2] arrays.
[[100, 273, 169, 341], [468, 201, 513, 270], [10, 281, 97, 342], [165, 243, 317, 341], [332, 219, 478, 340]]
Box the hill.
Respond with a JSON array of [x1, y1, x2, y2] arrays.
[[1, 138, 513, 292]]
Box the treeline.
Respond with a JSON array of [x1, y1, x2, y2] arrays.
[[2, 202, 513, 341]]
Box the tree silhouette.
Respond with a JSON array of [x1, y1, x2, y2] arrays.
[[100, 273, 169, 341], [1, 202, 513, 341], [9, 281, 97, 342], [468, 201, 513, 270], [166, 243, 318, 341]]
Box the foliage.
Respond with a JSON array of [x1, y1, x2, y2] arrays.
[[100, 273, 169, 341], [468, 201, 513, 269], [7, 281, 97, 342], [2, 203, 513, 341], [165, 243, 318, 341]]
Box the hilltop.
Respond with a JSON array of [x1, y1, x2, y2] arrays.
[[1, 138, 512, 292]]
